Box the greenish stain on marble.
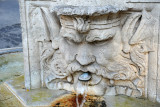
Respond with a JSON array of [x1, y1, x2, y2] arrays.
[[1, 53, 160, 106], [0, 52, 23, 84], [114, 95, 160, 107], [31, 92, 51, 102], [1, 75, 160, 107], [115, 100, 132, 107], [11, 75, 24, 86], [0, 56, 8, 67], [0, 83, 23, 107]]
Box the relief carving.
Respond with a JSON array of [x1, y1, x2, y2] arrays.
[[28, 5, 157, 97]]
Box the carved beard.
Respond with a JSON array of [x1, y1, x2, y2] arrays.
[[44, 48, 143, 89]]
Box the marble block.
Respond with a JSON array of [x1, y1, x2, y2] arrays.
[[18, 0, 160, 103], [3, 76, 69, 106]]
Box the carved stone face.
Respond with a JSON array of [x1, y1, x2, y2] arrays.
[[52, 15, 136, 95], [59, 24, 122, 67], [44, 11, 155, 97]]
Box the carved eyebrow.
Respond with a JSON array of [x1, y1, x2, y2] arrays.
[[63, 33, 82, 43], [86, 33, 115, 42]]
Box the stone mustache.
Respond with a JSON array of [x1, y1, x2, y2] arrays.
[[29, 6, 157, 98]]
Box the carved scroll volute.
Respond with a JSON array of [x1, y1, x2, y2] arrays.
[[122, 9, 158, 76]]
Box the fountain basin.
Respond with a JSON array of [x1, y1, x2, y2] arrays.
[[0, 52, 160, 106], [0, 52, 23, 84], [1, 76, 160, 107]]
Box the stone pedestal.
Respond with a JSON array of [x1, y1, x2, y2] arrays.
[[0, 76, 68, 106], [1, 76, 160, 107]]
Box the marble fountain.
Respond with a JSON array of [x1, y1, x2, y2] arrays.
[[1, 0, 160, 106]]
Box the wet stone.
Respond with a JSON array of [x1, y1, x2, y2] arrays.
[[51, 94, 105, 107], [78, 72, 91, 81]]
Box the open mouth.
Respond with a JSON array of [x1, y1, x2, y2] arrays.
[[73, 71, 102, 86], [45, 70, 142, 97], [78, 72, 91, 81]]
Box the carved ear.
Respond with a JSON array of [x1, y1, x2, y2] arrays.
[[122, 12, 142, 53], [129, 9, 157, 52], [122, 9, 157, 53], [41, 7, 61, 49]]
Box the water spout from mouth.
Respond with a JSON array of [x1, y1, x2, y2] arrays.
[[73, 72, 92, 107], [75, 81, 88, 107], [74, 72, 89, 107], [78, 72, 91, 81]]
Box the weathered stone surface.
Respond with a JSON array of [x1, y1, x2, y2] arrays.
[[19, 0, 160, 103], [0, 83, 23, 107], [2, 76, 69, 106], [1, 76, 160, 107], [0, 53, 23, 84]]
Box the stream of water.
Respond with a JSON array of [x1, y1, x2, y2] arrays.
[[74, 80, 88, 107]]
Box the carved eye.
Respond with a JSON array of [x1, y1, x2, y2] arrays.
[[93, 35, 113, 46], [64, 37, 77, 45], [93, 40, 108, 46]]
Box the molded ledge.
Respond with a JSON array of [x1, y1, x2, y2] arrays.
[[1, 76, 69, 107]]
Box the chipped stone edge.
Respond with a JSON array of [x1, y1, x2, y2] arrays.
[[0, 47, 23, 55], [18, 0, 31, 89], [3, 82, 27, 107], [50, 5, 129, 16]]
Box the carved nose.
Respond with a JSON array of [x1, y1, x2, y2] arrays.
[[76, 53, 95, 66]]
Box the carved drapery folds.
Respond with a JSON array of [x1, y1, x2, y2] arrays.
[[28, 4, 157, 98]]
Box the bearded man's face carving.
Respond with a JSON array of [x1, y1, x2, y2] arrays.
[[44, 12, 151, 97]]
